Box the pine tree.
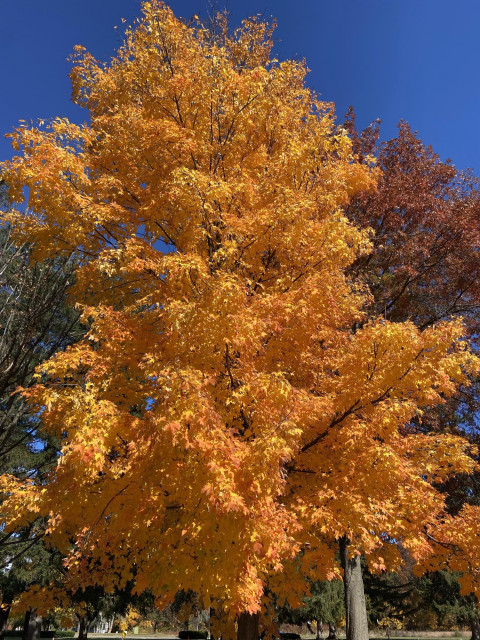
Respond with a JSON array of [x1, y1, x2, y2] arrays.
[[0, 182, 83, 635]]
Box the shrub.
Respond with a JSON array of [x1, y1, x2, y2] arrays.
[[178, 632, 208, 639]]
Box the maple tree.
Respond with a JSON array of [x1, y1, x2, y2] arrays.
[[342, 112, 480, 638], [344, 110, 480, 351], [2, 4, 480, 640], [343, 113, 480, 460]]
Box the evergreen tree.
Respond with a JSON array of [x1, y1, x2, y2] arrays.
[[0, 181, 83, 635], [278, 580, 344, 640]]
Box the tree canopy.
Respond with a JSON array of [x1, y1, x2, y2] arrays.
[[1, 2, 480, 634]]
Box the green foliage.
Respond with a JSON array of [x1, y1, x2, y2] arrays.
[[417, 571, 478, 629], [278, 579, 345, 626], [178, 631, 208, 639], [364, 565, 479, 630]]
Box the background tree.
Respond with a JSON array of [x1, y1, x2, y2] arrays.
[[365, 567, 479, 637], [344, 111, 480, 339], [134, 590, 179, 634], [340, 110, 480, 639], [0, 181, 83, 637], [277, 579, 344, 640], [12, 581, 134, 640]]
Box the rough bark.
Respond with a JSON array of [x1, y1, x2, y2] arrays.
[[25, 614, 41, 640], [237, 612, 259, 640], [471, 617, 480, 640], [339, 536, 369, 640]]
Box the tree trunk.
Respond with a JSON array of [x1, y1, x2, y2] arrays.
[[78, 615, 88, 640], [327, 622, 337, 640], [471, 617, 480, 640], [237, 612, 258, 640], [315, 619, 324, 640], [22, 609, 31, 640], [26, 614, 41, 640], [339, 536, 369, 640], [209, 607, 217, 640], [0, 600, 11, 639]]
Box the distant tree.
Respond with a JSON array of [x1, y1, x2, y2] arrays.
[[0, 536, 63, 640], [365, 566, 480, 637], [418, 571, 478, 632], [278, 580, 344, 640], [72, 586, 131, 640], [344, 110, 480, 429], [134, 590, 177, 633], [341, 111, 480, 637], [12, 582, 134, 640], [0, 181, 83, 637], [0, 182, 81, 480], [171, 590, 202, 631]]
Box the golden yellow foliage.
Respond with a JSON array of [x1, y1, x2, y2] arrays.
[[2, 0, 480, 621], [118, 607, 141, 632]]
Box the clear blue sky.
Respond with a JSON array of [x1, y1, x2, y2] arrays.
[[1, 1, 480, 172]]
